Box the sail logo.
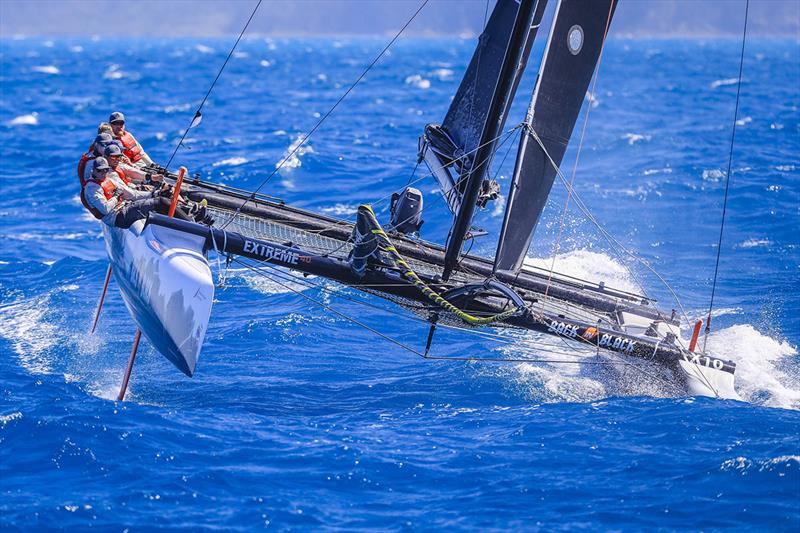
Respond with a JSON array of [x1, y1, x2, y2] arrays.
[[598, 334, 636, 354], [548, 320, 579, 338], [243, 240, 299, 265]]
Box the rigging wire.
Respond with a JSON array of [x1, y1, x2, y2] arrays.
[[228, 255, 687, 394], [231, 257, 618, 365], [163, 0, 263, 171], [702, 0, 750, 353], [221, 0, 431, 230]]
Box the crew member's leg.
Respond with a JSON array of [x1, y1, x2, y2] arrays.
[[114, 198, 194, 229]]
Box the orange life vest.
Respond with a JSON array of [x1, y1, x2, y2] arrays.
[[110, 166, 132, 185], [77, 143, 95, 186], [117, 131, 143, 163], [80, 175, 118, 220]]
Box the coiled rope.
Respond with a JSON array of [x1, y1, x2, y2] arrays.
[[358, 204, 523, 326]]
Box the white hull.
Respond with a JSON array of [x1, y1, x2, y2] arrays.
[[103, 220, 214, 376]]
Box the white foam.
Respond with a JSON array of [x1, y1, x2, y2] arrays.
[[31, 65, 60, 74], [522, 250, 643, 295], [707, 325, 800, 409], [0, 412, 23, 426], [102, 64, 138, 81], [735, 116, 752, 126], [320, 203, 358, 216], [710, 78, 739, 89], [643, 167, 672, 176], [736, 238, 772, 249], [213, 157, 248, 167], [7, 113, 38, 126], [278, 135, 313, 171], [260, 59, 273, 68], [163, 103, 191, 113], [194, 44, 214, 54], [702, 169, 725, 181], [775, 165, 795, 172], [241, 270, 314, 296], [69, 45, 83, 53], [0, 296, 59, 374], [623, 133, 651, 145], [404, 74, 431, 90], [430, 68, 454, 81]]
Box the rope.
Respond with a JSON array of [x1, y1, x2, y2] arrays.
[[221, 0, 430, 230], [163, 0, 263, 171], [358, 204, 523, 325], [703, 0, 749, 352]]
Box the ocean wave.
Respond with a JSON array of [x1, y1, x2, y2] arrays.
[[736, 238, 772, 249], [522, 249, 644, 295], [163, 103, 192, 113], [710, 78, 739, 89], [702, 169, 725, 181], [643, 167, 672, 176], [278, 135, 313, 171], [720, 455, 800, 473], [31, 65, 60, 74], [705, 324, 800, 410], [430, 68, 454, 81], [320, 203, 358, 216], [404, 74, 431, 89], [194, 44, 214, 54], [7, 113, 38, 126], [213, 157, 248, 167], [623, 133, 651, 145]]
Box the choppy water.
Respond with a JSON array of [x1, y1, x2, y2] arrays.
[[1, 36, 799, 530]]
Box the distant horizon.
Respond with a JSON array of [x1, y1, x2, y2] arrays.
[[1, 0, 798, 38]]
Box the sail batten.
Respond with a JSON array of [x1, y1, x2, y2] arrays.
[[494, 0, 618, 274]]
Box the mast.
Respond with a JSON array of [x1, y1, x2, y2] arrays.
[[493, 0, 618, 274], [441, 0, 542, 281]]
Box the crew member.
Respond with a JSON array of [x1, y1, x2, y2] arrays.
[[104, 144, 162, 186], [79, 132, 116, 184], [109, 111, 153, 167], [82, 157, 211, 228]]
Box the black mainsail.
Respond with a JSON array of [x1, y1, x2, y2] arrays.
[[493, 0, 618, 274], [428, 0, 547, 281]]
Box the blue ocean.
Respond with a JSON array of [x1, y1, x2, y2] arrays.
[[1, 35, 798, 530]]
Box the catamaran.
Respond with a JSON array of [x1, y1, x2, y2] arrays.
[[94, 0, 742, 400]]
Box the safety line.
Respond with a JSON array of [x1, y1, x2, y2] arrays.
[[164, 0, 263, 171], [703, 0, 750, 353], [221, 0, 431, 229]]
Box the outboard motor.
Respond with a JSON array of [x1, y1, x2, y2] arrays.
[[389, 187, 424, 235]]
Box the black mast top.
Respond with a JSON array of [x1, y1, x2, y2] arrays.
[[441, 0, 542, 281]]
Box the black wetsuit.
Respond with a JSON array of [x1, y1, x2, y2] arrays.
[[114, 197, 192, 229]]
